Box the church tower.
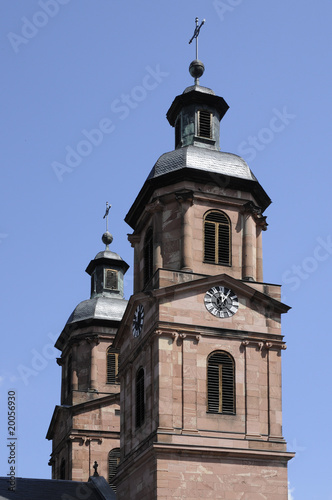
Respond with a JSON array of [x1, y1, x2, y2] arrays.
[[47, 222, 128, 487], [113, 30, 294, 499]]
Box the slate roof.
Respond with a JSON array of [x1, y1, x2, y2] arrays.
[[147, 145, 257, 182], [0, 476, 116, 500], [66, 296, 128, 325]]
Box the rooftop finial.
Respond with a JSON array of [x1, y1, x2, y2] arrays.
[[188, 17, 205, 85], [189, 17, 205, 60], [102, 202, 113, 250]]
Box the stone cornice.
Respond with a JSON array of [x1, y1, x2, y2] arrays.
[[153, 329, 201, 344], [241, 339, 287, 352], [152, 442, 295, 462], [114, 438, 294, 485]]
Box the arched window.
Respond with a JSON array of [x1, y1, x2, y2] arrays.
[[107, 347, 119, 384], [60, 458, 66, 480], [136, 367, 145, 428], [108, 448, 120, 491], [207, 351, 235, 414], [143, 227, 153, 286], [204, 210, 231, 266]]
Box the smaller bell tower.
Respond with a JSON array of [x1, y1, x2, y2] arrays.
[[47, 210, 129, 486]]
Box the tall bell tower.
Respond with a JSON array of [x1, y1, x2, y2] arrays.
[[113, 29, 294, 499]]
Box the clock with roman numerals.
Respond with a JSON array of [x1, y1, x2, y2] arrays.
[[132, 304, 144, 337], [204, 286, 239, 318]]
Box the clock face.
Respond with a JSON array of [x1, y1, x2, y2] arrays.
[[132, 304, 144, 338], [204, 286, 239, 318]]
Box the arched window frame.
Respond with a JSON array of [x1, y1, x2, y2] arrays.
[[135, 367, 145, 428], [108, 448, 120, 491], [106, 346, 120, 385], [143, 227, 153, 286], [207, 351, 235, 415], [203, 210, 231, 266]]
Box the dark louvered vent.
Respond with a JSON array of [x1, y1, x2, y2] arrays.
[[105, 269, 118, 290], [204, 222, 216, 262], [136, 368, 145, 428], [107, 349, 119, 384], [198, 110, 212, 138], [204, 211, 231, 266], [207, 351, 235, 414], [144, 227, 153, 286], [108, 448, 120, 491]]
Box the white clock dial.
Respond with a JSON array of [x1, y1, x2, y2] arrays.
[[132, 304, 144, 337], [204, 286, 239, 318]]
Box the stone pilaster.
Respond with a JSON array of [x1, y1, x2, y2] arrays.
[[176, 191, 194, 272]]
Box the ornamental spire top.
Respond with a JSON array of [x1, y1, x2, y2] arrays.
[[188, 17, 206, 85], [189, 17, 205, 60], [102, 202, 113, 250]]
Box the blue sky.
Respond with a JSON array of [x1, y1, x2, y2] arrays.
[[1, 2, 331, 499]]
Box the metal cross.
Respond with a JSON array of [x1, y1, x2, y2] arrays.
[[93, 461, 99, 476], [189, 17, 206, 60], [103, 202, 111, 232]]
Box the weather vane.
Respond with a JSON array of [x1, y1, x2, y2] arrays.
[[103, 202, 111, 233], [102, 202, 113, 249], [189, 17, 206, 60]]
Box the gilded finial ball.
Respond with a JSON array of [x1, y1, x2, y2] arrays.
[[102, 231, 113, 247], [189, 59, 205, 80]]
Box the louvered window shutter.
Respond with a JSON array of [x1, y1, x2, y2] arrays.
[[107, 348, 119, 384], [105, 269, 118, 290], [108, 448, 120, 491], [198, 110, 212, 138], [207, 352, 235, 414], [204, 211, 231, 266]]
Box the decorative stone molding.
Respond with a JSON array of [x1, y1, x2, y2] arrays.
[[242, 201, 268, 230], [241, 339, 286, 352], [127, 233, 141, 247], [68, 436, 85, 445], [84, 438, 103, 445], [175, 190, 194, 205], [153, 329, 178, 342], [86, 337, 100, 346], [145, 198, 164, 214]]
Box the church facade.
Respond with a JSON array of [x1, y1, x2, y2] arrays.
[[47, 56, 294, 499]]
